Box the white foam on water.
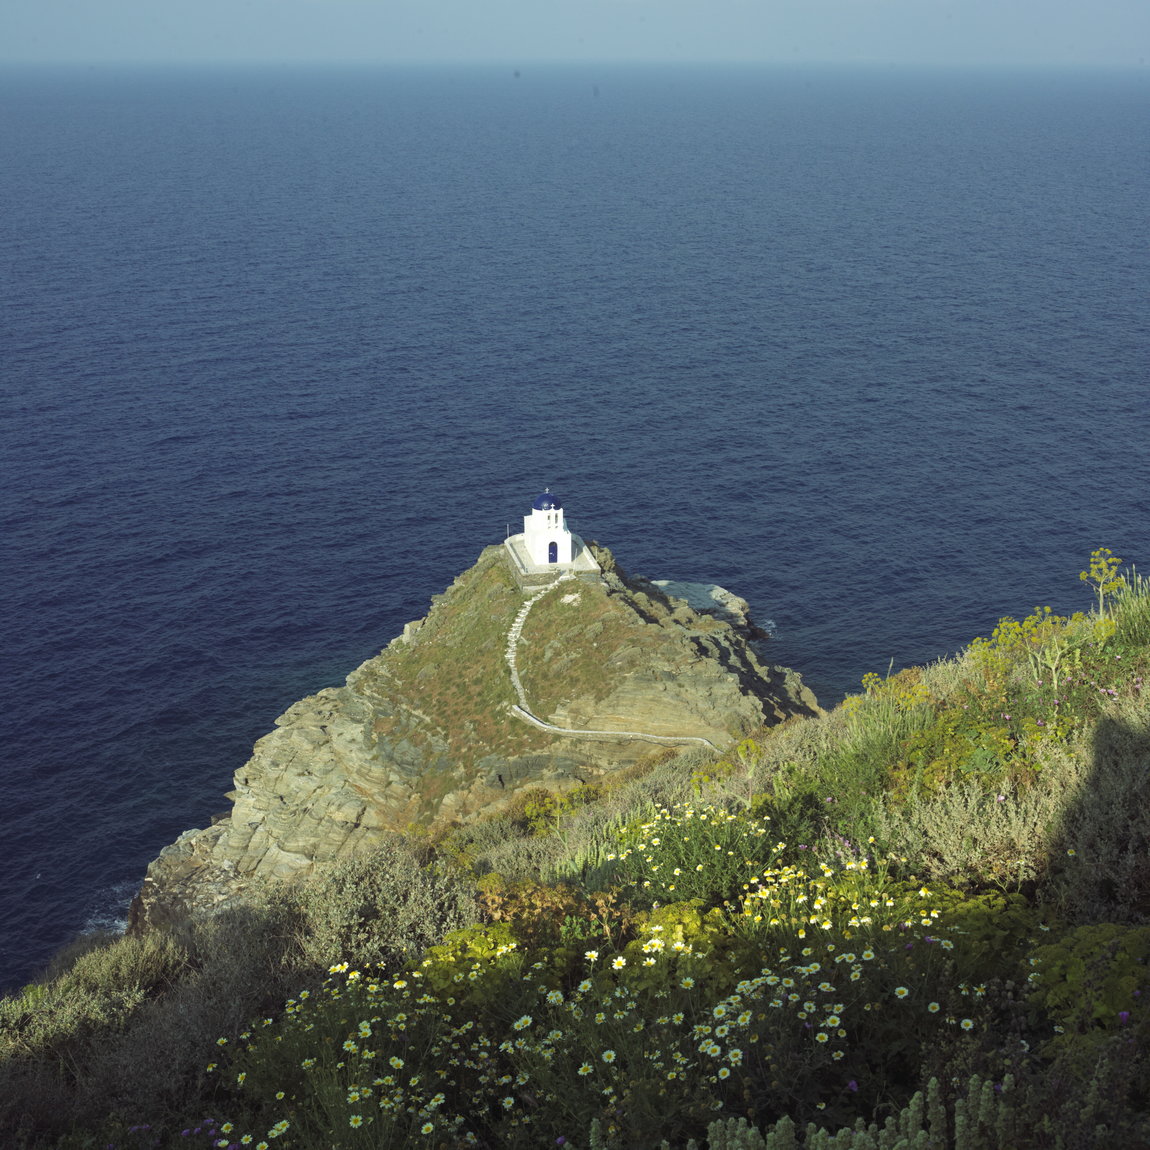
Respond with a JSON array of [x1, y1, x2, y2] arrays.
[[81, 879, 139, 937]]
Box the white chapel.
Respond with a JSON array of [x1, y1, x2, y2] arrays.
[[504, 489, 602, 582], [523, 489, 574, 566]]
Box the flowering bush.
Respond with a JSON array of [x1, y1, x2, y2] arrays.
[[607, 803, 778, 906], [203, 833, 1017, 1148]]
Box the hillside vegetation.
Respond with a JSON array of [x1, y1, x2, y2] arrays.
[[3, 551, 1149, 1149]]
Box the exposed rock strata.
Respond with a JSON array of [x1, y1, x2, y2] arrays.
[[131, 545, 819, 930]]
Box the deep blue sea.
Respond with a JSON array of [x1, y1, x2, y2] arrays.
[[1, 63, 1147, 992]]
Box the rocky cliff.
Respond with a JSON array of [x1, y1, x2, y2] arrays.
[[130, 545, 819, 930]]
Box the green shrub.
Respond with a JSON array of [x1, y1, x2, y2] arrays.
[[0, 931, 189, 1063], [1029, 923, 1150, 1047], [285, 836, 478, 971], [1042, 716, 1150, 923]]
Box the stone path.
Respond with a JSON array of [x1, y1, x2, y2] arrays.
[[504, 575, 573, 711], [504, 577, 719, 751]]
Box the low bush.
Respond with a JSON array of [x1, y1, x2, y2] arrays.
[[284, 836, 479, 971]]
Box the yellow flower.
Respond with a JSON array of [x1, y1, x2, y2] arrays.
[[421, 1123, 435, 1135]]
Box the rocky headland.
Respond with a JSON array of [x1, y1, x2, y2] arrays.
[[130, 544, 819, 931]]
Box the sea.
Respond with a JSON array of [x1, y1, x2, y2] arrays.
[[1, 62, 1147, 993]]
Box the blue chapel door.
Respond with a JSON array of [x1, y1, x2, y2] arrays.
[[548, 541, 558, 564]]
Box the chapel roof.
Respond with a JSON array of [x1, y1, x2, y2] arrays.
[[532, 489, 562, 511]]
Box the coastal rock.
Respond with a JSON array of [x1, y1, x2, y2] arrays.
[[645, 579, 764, 636], [131, 545, 819, 930]]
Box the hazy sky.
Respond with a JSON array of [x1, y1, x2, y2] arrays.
[[2, 0, 1148, 68]]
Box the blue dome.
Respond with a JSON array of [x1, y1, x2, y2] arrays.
[[532, 489, 562, 511]]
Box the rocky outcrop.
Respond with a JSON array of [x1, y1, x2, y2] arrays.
[[645, 580, 766, 637], [130, 545, 819, 930]]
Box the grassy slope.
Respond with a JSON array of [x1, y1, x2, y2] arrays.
[[4, 568, 1150, 1148], [350, 547, 546, 768]]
